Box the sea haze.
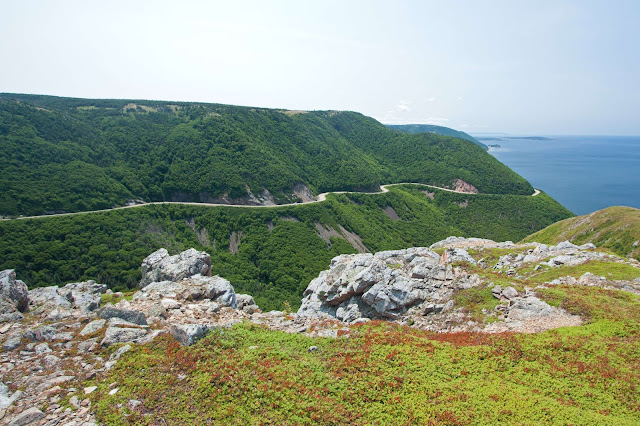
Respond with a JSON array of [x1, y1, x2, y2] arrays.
[[487, 135, 640, 215]]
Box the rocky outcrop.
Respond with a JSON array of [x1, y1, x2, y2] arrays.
[[298, 247, 479, 322], [0, 270, 29, 318], [170, 324, 210, 346], [451, 179, 479, 194], [140, 248, 212, 288]]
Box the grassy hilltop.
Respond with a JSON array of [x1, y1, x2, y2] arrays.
[[524, 206, 640, 261]]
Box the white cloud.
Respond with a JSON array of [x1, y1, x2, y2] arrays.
[[394, 100, 411, 112], [423, 117, 449, 125], [457, 96, 463, 101], [427, 97, 437, 102]]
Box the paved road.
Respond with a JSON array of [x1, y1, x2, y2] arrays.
[[2, 183, 541, 221]]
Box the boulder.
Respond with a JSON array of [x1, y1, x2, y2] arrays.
[[99, 306, 148, 326], [298, 247, 476, 322], [508, 297, 557, 321], [501, 286, 519, 300], [557, 241, 578, 250], [140, 248, 211, 288], [147, 302, 168, 319], [2, 335, 22, 351], [59, 280, 107, 311], [80, 319, 107, 336], [0, 382, 22, 409], [190, 275, 236, 307], [22, 325, 57, 342], [170, 324, 210, 346], [0, 270, 29, 313], [236, 294, 260, 313], [27, 286, 72, 310], [77, 338, 98, 354], [7, 407, 44, 426], [101, 326, 148, 347], [441, 248, 476, 265]]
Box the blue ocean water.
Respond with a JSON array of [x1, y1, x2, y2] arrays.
[[487, 135, 640, 215]]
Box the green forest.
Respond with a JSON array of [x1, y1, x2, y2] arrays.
[[0, 185, 571, 310], [0, 93, 531, 216]]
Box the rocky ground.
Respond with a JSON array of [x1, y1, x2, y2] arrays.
[[1, 238, 639, 424]]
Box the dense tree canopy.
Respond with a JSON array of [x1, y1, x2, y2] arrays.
[[0, 94, 532, 216], [0, 186, 571, 310]]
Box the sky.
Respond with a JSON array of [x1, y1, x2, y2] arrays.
[[2, 0, 639, 135]]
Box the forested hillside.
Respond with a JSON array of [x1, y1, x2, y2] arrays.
[[387, 123, 487, 149], [0, 93, 531, 216], [0, 185, 571, 310]]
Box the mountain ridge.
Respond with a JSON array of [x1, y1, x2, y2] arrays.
[[0, 93, 531, 216]]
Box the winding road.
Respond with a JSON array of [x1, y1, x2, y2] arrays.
[[2, 183, 541, 221]]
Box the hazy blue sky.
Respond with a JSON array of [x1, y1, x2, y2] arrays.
[[2, 0, 639, 134]]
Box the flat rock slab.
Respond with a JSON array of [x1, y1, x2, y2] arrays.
[[7, 407, 44, 426], [170, 324, 210, 346], [99, 306, 147, 325], [101, 326, 148, 347]]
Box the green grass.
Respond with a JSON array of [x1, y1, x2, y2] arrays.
[[100, 290, 135, 306], [453, 285, 502, 322], [528, 260, 640, 284], [87, 284, 640, 425]]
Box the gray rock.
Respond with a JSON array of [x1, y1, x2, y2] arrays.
[[501, 286, 519, 300], [99, 306, 147, 326], [22, 325, 57, 342], [195, 275, 237, 307], [0, 311, 23, 322], [80, 319, 107, 336], [557, 241, 578, 250], [42, 354, 60, 367], [2, 335, 21, 351], [0, 382, 22, 409], [108, 317, 149, 328], [101, 326, 148, 347], [0, 270, 29, 313], [147, 303, 168, 319], [45, 308, 73, 321], [508, 297, 557, 321], [60, 280, 107, 311], [160, 298, 181, 309], [7, 407, 44, 426], [491, 285, 503, 298], [52, 332, 75, 341], [236, 294, 259, 313], [441, 300, 455, 313], [109, 344, 132, 361], [134, 281, 185, 301], [34, 342, 51, 354], [140, 248, 211, 288], [298, 246, 478, 322], [170, 324, 210, 346], [27, 286, 72, 309], [77, 338, 98, 353], [441, 248, 476, 265]]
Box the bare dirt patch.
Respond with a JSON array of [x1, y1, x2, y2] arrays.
[[383, 206, 400, 221]]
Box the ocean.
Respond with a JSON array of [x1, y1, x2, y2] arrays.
[[486, 135, 640, 215]]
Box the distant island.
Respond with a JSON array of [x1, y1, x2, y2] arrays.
[[387, 124, 488, 149]]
